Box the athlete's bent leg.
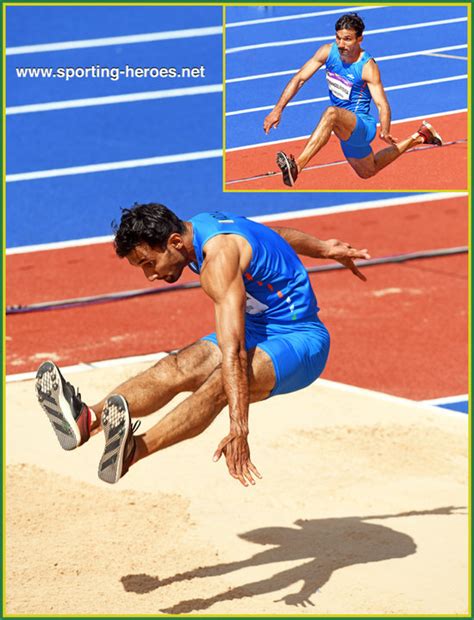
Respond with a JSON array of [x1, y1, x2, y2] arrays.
[[132, 346, 276, 461], [296, 106, 357, 172], [347, 133, 425, 179], [89, 339, 221, 433]]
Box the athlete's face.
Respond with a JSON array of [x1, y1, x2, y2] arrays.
[[126, 236, 188, 284], [335, 29, 362, 60]]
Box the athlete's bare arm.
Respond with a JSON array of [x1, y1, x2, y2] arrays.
[[362, 59, 397, 145], [263, 43, 331, 134], [199, 235, 261, 487], [271, 226, 370, 281]]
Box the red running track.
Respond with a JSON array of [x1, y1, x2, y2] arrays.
[[225, 112, 467, 191], [6, 196, 468, 401]]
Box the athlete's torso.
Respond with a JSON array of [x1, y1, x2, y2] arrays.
[[325, 42, 373, 116], [189, 212, 319, 325]]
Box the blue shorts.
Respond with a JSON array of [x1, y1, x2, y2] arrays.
[[202, 318, 330, 397], [340, 114, 377, 159]]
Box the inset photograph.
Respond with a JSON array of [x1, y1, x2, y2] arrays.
[[225, 5, 468, 191]]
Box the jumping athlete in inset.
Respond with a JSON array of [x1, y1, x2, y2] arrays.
[[263, 13, 443, 187], [35, 204, 369, 487]]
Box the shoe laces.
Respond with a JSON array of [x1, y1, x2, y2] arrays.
[[131, 420, 141, 434], [66, 379, 82, 402]]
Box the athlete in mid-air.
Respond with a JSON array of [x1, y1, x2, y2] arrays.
[[35, 204, 369, 487], [263, 12, 443, 186]]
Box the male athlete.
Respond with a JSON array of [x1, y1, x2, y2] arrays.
[[35, 204, 369, 487], [263, 13, 443, 186]]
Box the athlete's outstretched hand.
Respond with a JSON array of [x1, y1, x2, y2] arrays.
[[380, 131, 399, 145], [324, 238, 371, 281], [213, 433, 262, 487], [264, 109, 282, 134]]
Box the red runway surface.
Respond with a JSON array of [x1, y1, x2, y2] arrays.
[[225, 112, 467, 191], [7, 196, 468, 401]]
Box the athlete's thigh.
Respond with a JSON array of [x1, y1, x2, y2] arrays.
[[248, 347, 276, 402], [171, 339, 223, 390], [201, 340, 276, 402], [332, 107, 358, 141]]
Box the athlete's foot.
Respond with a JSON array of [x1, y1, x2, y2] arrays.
[[35, 361, 92, 450], [98, 395, 141, 484], [276, 151, 298, 186], [416, 121, 443, 146]]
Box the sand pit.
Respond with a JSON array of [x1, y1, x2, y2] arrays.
[[6, 360, 469, 615]]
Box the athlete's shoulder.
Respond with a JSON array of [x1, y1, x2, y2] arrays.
[[322, 42, 336, 61], [361, 57, 381, 82]]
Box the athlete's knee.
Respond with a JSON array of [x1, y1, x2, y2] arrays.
[[353, 166, 376, 179], [149, 351, 196, 390], [322, 106, 339, 125]]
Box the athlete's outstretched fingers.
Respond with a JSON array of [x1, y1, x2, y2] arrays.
[[213, 434, 232, 462], [349, 260, 367, 281], [351, 248, 371, 259], [243, 465, 255, 486], [234, 464, 248, 487], [248, 460, 262, 479]]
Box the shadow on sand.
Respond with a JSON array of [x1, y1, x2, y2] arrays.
[[121, 506, 464, 613]]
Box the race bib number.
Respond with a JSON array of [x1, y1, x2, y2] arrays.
[[245, 292, 268, 315], [326, 70, 353, 101]]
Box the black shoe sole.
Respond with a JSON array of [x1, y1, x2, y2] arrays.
[[276, 152, 297, 187], [35, 361, 81, 450], [98, 395, 132, 484]]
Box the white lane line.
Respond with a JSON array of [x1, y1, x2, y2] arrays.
[[423, 51, 468, 60], [226, 17, 467, 53], [6, 235, 116, 255], [226, 5, 384, 28], [226, 108, 468, 152], [6, 149, 221, 183], [7, 84, 222, 115], [6, 25, 222, 56], [6, 352, 169, 383], [250, 192, 468, 223], [422, 394, 469, 405], [319, 379, 469, 419], [6, 192, 468, 256], [5, 356, 468, 421], [226, 45, 468, 83], [226, 74, 467, 116]]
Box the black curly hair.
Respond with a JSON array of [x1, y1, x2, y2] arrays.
[[335, 13, 365, 37], [113, 203, 186, 258]]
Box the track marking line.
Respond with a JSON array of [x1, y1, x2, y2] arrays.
[[251, 193, 468, 223], [6, 354, 468, 420], [7, 84, 222, 115], [6, 148, 221, 183], [226, 5, 384, 28], [226, 75, 467, 116], [6, 25, 222, 56], [6, 353, 169, 383], [226, 108, 468, 153], [226, 45, 467, 83], [423, 51, 468, 60], [226, 17, 467, 53], [6, 192, 468, 255]]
